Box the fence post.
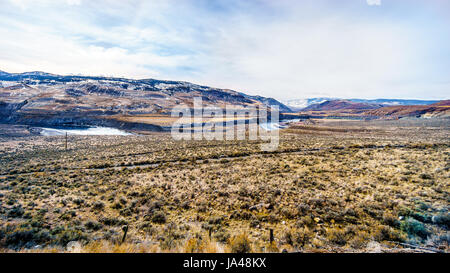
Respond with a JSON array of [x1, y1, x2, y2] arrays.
[[121, 225, 128, 244], [269, 229, 274, 243]]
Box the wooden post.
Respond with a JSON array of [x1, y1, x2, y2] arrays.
[[269, 229, 274, 243], [208, 228, 212, 239], [121, 225, 128, 244], [65, 132, 68, 151]]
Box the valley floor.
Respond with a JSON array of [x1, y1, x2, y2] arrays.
[[0, 119, 449, 253]]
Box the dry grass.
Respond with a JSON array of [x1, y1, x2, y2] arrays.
[[0, 119, 449, 253]]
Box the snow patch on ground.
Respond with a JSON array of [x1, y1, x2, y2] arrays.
[[40, 126, 132, 136]]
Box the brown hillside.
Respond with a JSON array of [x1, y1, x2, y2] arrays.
[[302, 100, 383, 111], [365, 100, 450, 118]]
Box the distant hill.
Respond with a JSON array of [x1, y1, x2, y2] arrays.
[[284, 98, 439, 111], [429, 100, 450, 107], [364, 100, 450, 118], [286, 98, 449, 119], [302, 100, 383, 112], [350, 98, 440, 106]]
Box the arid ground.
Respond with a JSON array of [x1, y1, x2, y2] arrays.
[[0, 119, 448, 253]]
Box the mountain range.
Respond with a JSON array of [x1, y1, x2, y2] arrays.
[[365, 100, 450, 118], [297, 99, 450, 119], [0, 70, 448, 133], [283, 98, 440, 111], [0, 70, 291, 131]]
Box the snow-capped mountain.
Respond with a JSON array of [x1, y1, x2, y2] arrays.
[[283, 98, 439, 111]]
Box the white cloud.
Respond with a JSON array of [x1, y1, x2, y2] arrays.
[[0, 18, 188, 78], [197, 16, 422, 99], [66, 0, 81, 6], [1, 0, 449, 100], [8, 0, 28, 9], [8, 0, 82, 9], [366, 0, 381, 6]]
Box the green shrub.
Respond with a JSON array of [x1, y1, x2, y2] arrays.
[[151, 211, 167, 224], [432, 213, 450, 229], [73, 198, 84, 206], [99, 216, 127, 226], [419, 173, 432, 180], [374, 225, 404, 242], [214, 230, 230, 243], [111, 201, 123, 209], [410, 211, 432, 223], [7, 205, 24, 218], [1, 225, 53, 248], [92, 201, 105, 210], [56, 228, 87, 245], [382, 213, 400, 228], [207, 216, 224, 225], [327, 228, 347, 246], [85, 220, 103, 231], [400, 218, 429, 240]]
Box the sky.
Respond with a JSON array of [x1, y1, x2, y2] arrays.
[[0, 0, 449, 101]]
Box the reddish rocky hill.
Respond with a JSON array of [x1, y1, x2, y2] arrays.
[[364, 100, 450, 118], [302, 100, 383, 111]]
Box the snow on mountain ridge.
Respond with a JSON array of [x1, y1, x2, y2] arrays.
[[284, 98, 440, 110]]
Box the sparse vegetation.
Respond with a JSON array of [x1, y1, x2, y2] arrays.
[[0, 119, 448, 253]]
